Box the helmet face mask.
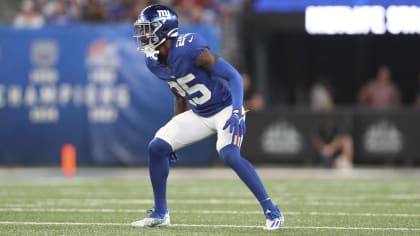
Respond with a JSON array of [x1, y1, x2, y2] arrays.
[[134, 21, 160, 56], [133, 5, 179, 57]]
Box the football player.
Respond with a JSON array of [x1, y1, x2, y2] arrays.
[[131, 4, 284, 230]]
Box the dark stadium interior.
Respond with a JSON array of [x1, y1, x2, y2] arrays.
[[242, 11, 420, 107]]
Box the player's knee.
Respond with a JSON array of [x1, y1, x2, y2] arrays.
[[219, 144, 240, 165], [148, 138, 172, 158]]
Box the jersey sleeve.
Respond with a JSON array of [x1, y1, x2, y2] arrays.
[[184, 33, 209, 61]]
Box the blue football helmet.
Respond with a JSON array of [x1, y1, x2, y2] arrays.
[[133, 5, 179, 56]]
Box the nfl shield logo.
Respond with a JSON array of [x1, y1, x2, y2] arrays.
[[31, 39, 59, 67]]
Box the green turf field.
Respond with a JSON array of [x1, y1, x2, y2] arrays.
[[0, 167, 419, 235]]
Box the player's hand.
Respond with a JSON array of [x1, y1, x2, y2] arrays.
[[223, 109, 246, 136]]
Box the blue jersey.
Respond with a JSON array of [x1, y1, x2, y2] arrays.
[[146, 33, 232, 117]]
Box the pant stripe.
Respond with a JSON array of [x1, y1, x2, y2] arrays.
[[231, 130, 242, 147]]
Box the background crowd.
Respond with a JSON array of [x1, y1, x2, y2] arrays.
[[12, 0, 240, 27]]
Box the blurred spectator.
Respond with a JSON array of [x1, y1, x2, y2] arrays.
[[12, 0, 224, 25], [415, 72, 420, 108], [107, 0, 132, 22], [36, 0, 56, 18], [357, 65, 401, 109], [312, 119, 353, 169], [309, 76, 335, 111], [242, 72, 265, 112], [131, 0, 149, 20], [197, 0, 218, 23], [46, 0, 78, 25], [174, 0, 205, 24], [13, 0, 45, 28], [81, 0, 106, 22], [173, 0, 219, 24]]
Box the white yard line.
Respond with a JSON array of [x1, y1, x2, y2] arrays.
[[1, 207, 419, 218], [1, 192, 419, 200], [0, 221, 419, 231], [4, 198, 418, 207]]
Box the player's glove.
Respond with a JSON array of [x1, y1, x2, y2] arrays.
[[223, 109, 246, 136]]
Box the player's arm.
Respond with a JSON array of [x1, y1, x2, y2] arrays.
[[173, 92, 189, 116], [196, 48, 243, 112], [196, 48, 246, 135]]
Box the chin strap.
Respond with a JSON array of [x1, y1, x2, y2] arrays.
[[141, 45, 159, 59], [140, 37, 168, 59]]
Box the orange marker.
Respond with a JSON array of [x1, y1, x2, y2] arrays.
[[61, 144, 76, 177]]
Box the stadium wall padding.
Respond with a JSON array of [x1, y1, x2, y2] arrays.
[[242, 108, 420, 165]]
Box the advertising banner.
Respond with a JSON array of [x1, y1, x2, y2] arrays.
[[0, 24, 220, 165], [354, 109, 420, 164]]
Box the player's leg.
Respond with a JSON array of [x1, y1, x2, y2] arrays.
[[331, 135, 353, 169], [132, 110, 214, 227], [150, 110, 214, 213], [214, 106, 284, 230], [148, 138, 171, 213], [131, 137, 172, 228]]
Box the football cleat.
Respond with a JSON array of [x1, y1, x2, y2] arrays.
[[263, 206, 284, 230], [131, 209, 170, 228]]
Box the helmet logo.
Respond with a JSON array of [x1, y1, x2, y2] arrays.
[[157, 10, 171, 18]]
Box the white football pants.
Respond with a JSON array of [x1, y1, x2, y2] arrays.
[[155, 105, 244, 152]]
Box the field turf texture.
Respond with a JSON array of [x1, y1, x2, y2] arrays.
[[0, 167, 419, 235]]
